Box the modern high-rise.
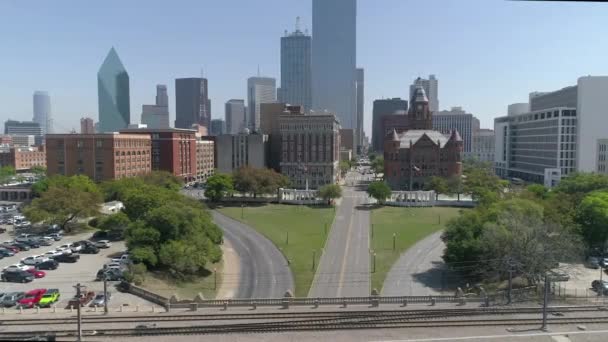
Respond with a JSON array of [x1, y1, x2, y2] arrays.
[[98, 48, 130, 133], [371, 98, 408, 152], [410, 75, 439, 113], [247, 77, 276, 131], [4, 120, 43, 145], [141, 85, 170, 129], [216, 131, 268, 173], [210, 119, 226, 136], [312, 0, 357, 130], [355, 68, 364, 153], [494, 76, 608, 187], [80, 117, 95, 134], [279, 18, 312, 113], [471, 129, 495, 163], [175, 78, 210, 131], [33, 91, 52, 135], [433, 107, 480, 157], [225, 99, 246, 134]]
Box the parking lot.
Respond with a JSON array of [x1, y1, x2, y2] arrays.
[[0, 222, 158, 311]]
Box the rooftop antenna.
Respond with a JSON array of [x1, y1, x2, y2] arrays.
[[296, 16, 301, 32], [200, 67, 204, 78]]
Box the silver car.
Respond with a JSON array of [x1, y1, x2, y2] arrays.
[[90, 292, 111, 307]]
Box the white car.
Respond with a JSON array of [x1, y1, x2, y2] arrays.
[[105, 262, 122, 269], [3, 264, 32, 272], [21, 255, 49, 265], [57, 244, 73, 254], [95, 240, 111, 248], [43, 250, 62, 258]]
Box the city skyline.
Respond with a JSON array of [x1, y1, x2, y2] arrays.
[[2, 0, 608, 135]]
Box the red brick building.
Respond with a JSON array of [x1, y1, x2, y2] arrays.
[[0, 146, 46, 171], [119, 128, 197, 183], [46, 133, 151, 182], [384, 87, 463, 190]]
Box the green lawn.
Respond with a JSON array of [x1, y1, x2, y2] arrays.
[[218, 204, 335, 297], [370, 207, 464, 292]]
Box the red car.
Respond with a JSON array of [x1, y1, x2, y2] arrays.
[[1, 244, 20, 253], [17, 289, 47, 309], [26, 268, 46, 278]]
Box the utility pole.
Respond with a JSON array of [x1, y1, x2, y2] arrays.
[[73, 283, 86, 342], [103, 275, 109, 314], [541, 274, 550, 331]]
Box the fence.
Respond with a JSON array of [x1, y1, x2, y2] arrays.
[[120, 282, 169, 309]]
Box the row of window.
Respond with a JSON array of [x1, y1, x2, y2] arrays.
[[115, 150, 150, 156]]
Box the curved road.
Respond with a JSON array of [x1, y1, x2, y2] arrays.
[[382, 230, 446, 296], [212, 211, 295, 299]]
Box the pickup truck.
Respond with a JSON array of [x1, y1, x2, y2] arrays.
[[38, 289, 60, 307]]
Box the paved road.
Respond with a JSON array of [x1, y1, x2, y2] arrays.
[[382, 230, 446, 296], [212, 211, 294, 299], [308, 170, 371, 298]]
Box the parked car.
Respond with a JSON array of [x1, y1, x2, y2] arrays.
[[80, 245, 99, 254], [96, 268, 123, 281], [21, 255, 50, 266], [44, 249, 64, 258], [0, 292, 25, 307], [39, 237, 54, 246], [588, 257, 601, 269], [90, 292, 111, 307], [70, 243, 83, 253], [0, 248, 15, 258], [54, 253, 80, 263], [23, 239, 41, 249], [25, 268, 46, 278], [55, 245, 73, 255], [36, 260, 59, 271], [17, 233, 34, 239], [3, 264, 32, 272], [11, 242, 30, 251], [0, 244, 19, 253], [1, 270, 34, 283], [95, 240, 112, 249], [49, 233, 62, 241], [92, 231, 122, 241], [38, 289, 60, 308], [17, 289, 47, 308], [67, 291, 95, 308]]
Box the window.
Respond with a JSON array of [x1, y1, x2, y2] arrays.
[[96, 140, 103, 148]]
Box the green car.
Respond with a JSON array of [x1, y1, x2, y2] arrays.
[[37, 289, 60, 307]]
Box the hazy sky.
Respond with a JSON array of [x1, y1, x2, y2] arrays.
[[2, 0, 607, 135]]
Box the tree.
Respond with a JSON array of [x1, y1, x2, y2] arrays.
[[318, 184, 342, 205], [425, 176, 448, 200], [463, 167, 507, 205], [98, 211, 131, 237], [525, 184, 549, 200], [233, 167, 259, 197], [339, 161, 351, 175], [367, 181, 392, 205], [23, 176, 103, 232], [30, 166, 46, 178], [555, 173, 608, 196], [371, 156, 384, 175], [204, 173, 234, 202], [141, 171, 183, 192], [0, 166, 16, 185], [576, 191, 608, 247], [447, 175, 464, 201], [257, 168, 289, 195]]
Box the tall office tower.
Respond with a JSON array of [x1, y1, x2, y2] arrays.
[[312, 0, 357, 130], [98, 47, 130, 133], [355, 68, 364, 153], [433, 107, 480, 157], [225, 99, 246, 134], [80, 117, 95, 134], [141, 85, 170, 129], [175, 78, 210, 131], [278, 17, 312, 113], [409, 75, 439, 113], [247, 77, 276, 131], [210, 119, 226, 136], [371, 98, 408, 152], [33, 91, 52, 134], [4, 120, 43, 146]]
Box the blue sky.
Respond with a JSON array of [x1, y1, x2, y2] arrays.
[[2, 0, 607, 135]]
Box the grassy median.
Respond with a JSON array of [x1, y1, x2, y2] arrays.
[[217, 204, 335, 297], [370, 206, 464, 292]]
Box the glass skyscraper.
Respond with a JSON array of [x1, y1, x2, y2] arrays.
[[33, 91, 52, 135], [312, 0, 357, 129], [247, 77, 276, 131], [98, 48, 130, 133], [175, 78, 210, 130], [278, 19, 311, 113]]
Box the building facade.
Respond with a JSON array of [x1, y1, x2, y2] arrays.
[[10, 135, 35, 147], [433, 107, 480, 157], [216, 131, 268, 174], [225, 99, 246, 134], [175, 78, 210, 131], [371, 98, 408, 152], [33, 91, 52, 135], [471, 129, 495, 163], [119, 128, 198, 183], [195, 139, 215, 182], [98, 48, 130, 133], [80, 117, 95, 134], [278, 20, 312, 113], [210, 119, 226, 136], [247, 77, 276, 131], [410, 75, 439, 113], [260, 103, 303, 171], [355, 68, 364, 153], [0, 146, 46, 171], [340, 129, 354, 152], [312, 0, 357, 131], [279, 112, 340, 189], [141, 85, 170, 129], [383, 87, 463, 190], [46, 133, 151, 182], [4, 120, 43, 146]]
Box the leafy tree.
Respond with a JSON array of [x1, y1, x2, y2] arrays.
[[318, 184, 342, 205], [367, 181, 392, 205], [98, 211, 131, 237], [425, 176, 448, 200], [159, 239, 217, 278], [257, 168, 289, 195], [0, 166, 16, 185], [576, 191, 608, 247], [447, 175, 464, 201], [371, 156, 384, 174], [525, 184, 549, 200], [204, 173, 234, 202], [339, 161, 351, 175], [23, 176, 102, 232], [123, 263, 147, 285], [463, 167, 507, 205], [369, 153, 377, 162], [30, 165, 46, 178], [141, 171, 183, 192], [555, 173, 608, 196], [233, 167, 259, 196]]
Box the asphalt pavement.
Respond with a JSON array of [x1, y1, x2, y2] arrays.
[[382, 230, 446, 296], [211, 211, 294, 299], [308, 170, 371, 298]]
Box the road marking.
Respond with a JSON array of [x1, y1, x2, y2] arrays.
[[370, 329, 608, 342], [336, 197, 355, 297]]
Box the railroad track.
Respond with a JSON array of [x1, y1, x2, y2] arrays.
[[0, 305, 604, 326]]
